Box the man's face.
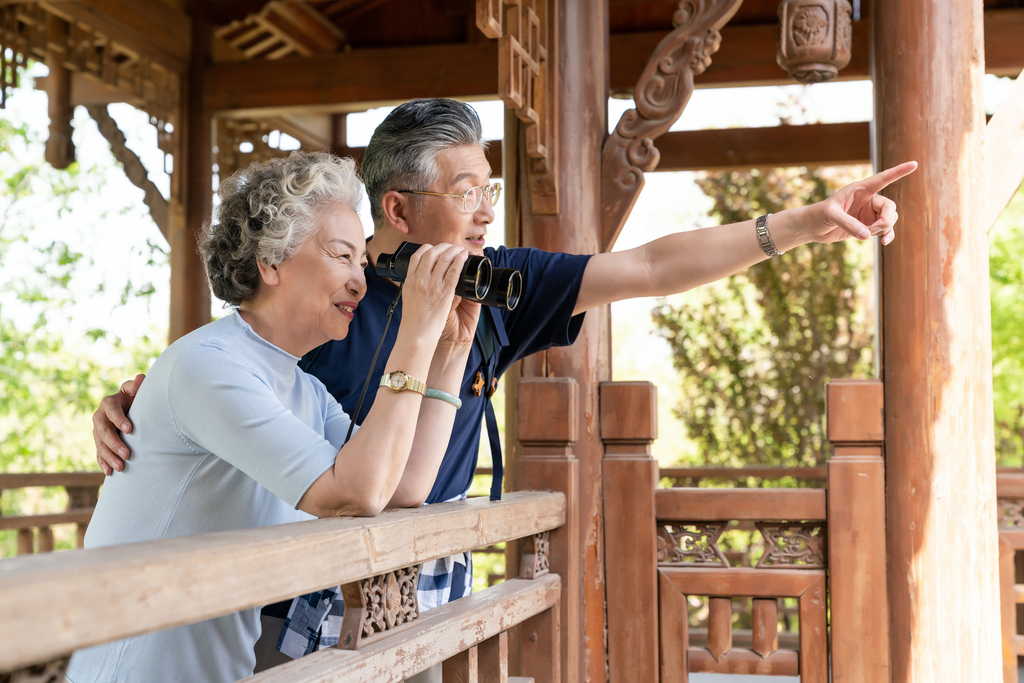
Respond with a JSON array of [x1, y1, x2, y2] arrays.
[[402, 144, 495, 256]]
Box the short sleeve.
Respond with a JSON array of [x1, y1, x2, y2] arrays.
[[166, 345, 342, 508], [491, 247, 592, 369]]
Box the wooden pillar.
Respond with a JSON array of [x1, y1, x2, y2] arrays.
[[516, 378, 579, 683], [44, 16, 74, 170], [516, 2, 609, 680], [826, 379, 890, 682], [872, 1, 1002, 679], [601, 382, 658, 683], [171, 0, 212, 342]]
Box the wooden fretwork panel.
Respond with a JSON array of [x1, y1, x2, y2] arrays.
[[658, 568, 827, 682]]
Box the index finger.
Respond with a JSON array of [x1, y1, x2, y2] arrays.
[[857, 161, 918, 194]]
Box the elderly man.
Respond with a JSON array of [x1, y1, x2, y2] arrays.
[[94, 98, 914, 669]]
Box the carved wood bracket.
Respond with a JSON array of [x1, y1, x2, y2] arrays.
[[338, 565, 420, 650], [476, 0, 558, 214], [600, 0, 744, 252], [519, 530, 550, 579]]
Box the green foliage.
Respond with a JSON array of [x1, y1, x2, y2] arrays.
[[990, 187, 1024, 466], [0, 95, 162, 556], [652, 166, 874, 470]]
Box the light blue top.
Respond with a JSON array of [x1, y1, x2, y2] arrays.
[[67, 312, 351, 683]]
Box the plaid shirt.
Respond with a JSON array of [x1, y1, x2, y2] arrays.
[[276, 497, 473, 658]]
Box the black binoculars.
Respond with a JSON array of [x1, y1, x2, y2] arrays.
[[376, 241, 522, 311]]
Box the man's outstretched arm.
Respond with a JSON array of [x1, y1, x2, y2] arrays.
[[573, 161, 917, 315]]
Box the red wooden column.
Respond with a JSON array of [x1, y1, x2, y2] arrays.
[[826, 379, 890, 682], [517, 377, 580, 683], [171, 0, 212, 342], [601, 382, 659, 683], [514, 2, 609, 680], [872, 1, 1002, 679]]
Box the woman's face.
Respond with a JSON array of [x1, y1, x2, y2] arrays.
[[274, 203, 367, 347]]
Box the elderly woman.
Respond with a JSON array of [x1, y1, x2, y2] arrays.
[[66, 152, 478, 683]]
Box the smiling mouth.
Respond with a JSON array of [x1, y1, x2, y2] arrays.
[[334, 303, 356, 319]]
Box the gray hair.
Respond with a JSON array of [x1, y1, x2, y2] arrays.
[[201, 151, 362, 306], [362, 99, 487, 225]]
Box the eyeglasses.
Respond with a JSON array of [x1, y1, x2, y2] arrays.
[[397, 182, 502, 214]]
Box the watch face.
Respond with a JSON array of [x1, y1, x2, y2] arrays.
[[388, 372, 408, 390]]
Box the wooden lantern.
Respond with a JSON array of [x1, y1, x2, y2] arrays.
[[776, 0, 852, 83]]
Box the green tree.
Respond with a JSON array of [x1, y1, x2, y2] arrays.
[[0, 87, 163, 555], [652, 165, 874, 470], [990, 187, 1024, 466]]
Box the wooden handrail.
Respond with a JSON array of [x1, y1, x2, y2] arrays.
[[0, 510, 94, 531], [0, 490, 565, 671], [658, 466, 827, 481], [244, 575, 561, 683], [0, 472, 105, 489], [655, 488, 827, 522]]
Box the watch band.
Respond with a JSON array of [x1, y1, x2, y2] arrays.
[[424, 388, 462, 409], [379, 371, 426, 395], [755, 213, 785, 258]]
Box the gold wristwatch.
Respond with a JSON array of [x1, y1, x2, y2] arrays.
[[379, 370, 426, 395]]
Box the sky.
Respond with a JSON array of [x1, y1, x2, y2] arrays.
[[2, 64, 1018, 465]]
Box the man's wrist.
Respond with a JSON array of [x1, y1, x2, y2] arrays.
[[766, 207, 813, 253]]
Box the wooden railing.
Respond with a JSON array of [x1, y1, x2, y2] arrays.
[[0, 490, 566, 680], [0, 472, 103, 554], [601, 378, 889, 683], [0, 377, 583, 682], [997, 471, 1024, 681]]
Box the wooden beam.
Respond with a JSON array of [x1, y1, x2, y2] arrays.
[[0, 491, 566, 671], [654, 122, 870, 172], [0, 472, 105, 489], [655, 488, 827, 522], [204, 41, 498, 114], [984, 69, 1024, 233], [200, 10, 1024, 114], [39, 0, 191, 73], [241, 576, 560, 683]]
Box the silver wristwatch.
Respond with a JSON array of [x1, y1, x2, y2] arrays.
[[756, 213, 785, 258]]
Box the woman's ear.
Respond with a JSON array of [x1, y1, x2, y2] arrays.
[[381, 191, 412, 236], [256, 260, 280, 287]]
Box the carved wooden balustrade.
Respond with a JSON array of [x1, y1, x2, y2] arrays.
[[0, 473, 103, 556], [997, 471, 1024, 681], [601, 379, 889, 683], [0, 489, 568, 682]]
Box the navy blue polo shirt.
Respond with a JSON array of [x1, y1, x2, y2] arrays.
[[300, 245, 592, 503]]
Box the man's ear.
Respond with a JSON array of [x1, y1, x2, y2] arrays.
[[381, 191, 412, 236], [256, 260, 280, 287]]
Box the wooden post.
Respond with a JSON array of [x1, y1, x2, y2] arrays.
[[44, 16, 74, 170], [513, 1, 609, 679], [826, 379, 890, 682], [999, 537, 1018, 682], [872, 1, 1002, 679], [171, 0, 212, 342], [516, 378, 579, 683], [16, 529, 33, 555], [601, 381, 658, 683]]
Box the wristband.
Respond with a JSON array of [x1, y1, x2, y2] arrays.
[[424, 388, 462, 409]]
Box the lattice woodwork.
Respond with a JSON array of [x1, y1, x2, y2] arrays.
[[0, 655, 70, 683], [338, 565, 419, 649], [600, 0, 743, 252], [0, 4, 177, 147], [475, 0, 558, 214], [520, 530, 550, 579], [756, 523, 827, 569], [214, 0, 344, 61], [657, 522, 729, 567], [999, 498, 1024, 528], [215, 118, 295, 182], [659, 568, 828, 681]]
